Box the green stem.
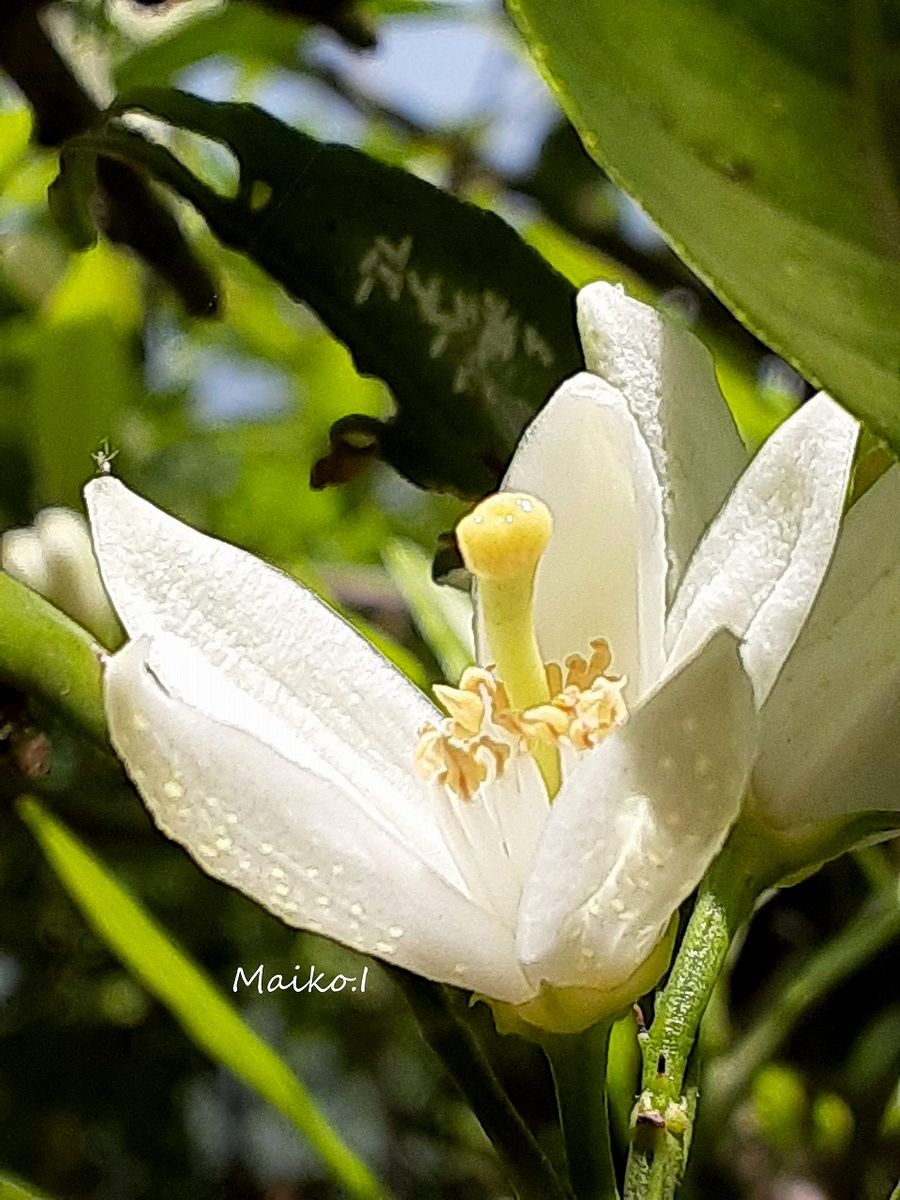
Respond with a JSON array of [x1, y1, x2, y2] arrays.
[[0, 572, 107, 745], [623, 825, 768, 1200], [390, 969, 571, 1200], [546, 1021, 620, 1200]]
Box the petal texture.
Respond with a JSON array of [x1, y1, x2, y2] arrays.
[[106, 634, 534, 1004], [577, 282, 747, 596], [498, 372, 667, 700], [666, 394, 858, 705], [516, 630, 756, 991], [85, 477, 454, 877], [753, 466, 900, 829]]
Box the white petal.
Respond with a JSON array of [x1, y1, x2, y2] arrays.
[[497, 372, 667, 700], [516, 629, 756, 991], [666, 394, 859, 705], [85, 476, 453, 875], [430, 755, 549, 922], [35, 508, 116, 640], [106, 635, 534, 1004], [753, 466, 900, 829], [2, 527, 49, 595], [577, 282, 747, 597]]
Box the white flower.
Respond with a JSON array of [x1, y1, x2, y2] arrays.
[[750, 456, 900, 837], [2, 506, 119, 645], [84, 283, 865, 1033]]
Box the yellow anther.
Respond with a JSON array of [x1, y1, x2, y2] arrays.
[[432, 683, 485, 735], [413, 641, 627, 803], [456, 493, 552, 582], [565, 638, 613, 691]]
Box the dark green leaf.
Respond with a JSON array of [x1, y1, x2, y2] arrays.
[[508, 0, 900, 451], [53, 89, 582, 496]]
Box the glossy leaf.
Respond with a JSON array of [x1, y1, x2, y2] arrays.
[[507, 0, 900, 451], [18, 798, 386, 1200], [52, 88, 582, 496]]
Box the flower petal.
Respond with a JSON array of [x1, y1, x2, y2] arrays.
[[85, 476, 452, 875], [666, 394, 859, 705], [577, 282, 747, 596], [106, 634, 535, 1004], [516, 629, 756, 991], [497, 372, 667, 700], [753, 465, 900, 829]]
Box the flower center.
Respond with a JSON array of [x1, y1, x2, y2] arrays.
[[414, 492, 628, 802]]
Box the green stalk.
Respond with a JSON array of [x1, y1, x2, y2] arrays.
[[0, 572, 107, 744], [390, 969, 571, 1200], [545, 1020, 620, 1200], [623, 824, 770, 1200]]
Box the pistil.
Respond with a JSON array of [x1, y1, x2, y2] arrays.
[[456, 492, 561, 798]]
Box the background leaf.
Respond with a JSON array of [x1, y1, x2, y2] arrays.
[[53, 88, 583, 496], [507, 0, 900, 450], [0, 1172, 51, 1200], [18, 798, 386, 1200]]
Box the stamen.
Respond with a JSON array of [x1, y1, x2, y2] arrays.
[[414, 495, 629, 804], [564, 638, 613, 690], [414, 646, 628, 802]]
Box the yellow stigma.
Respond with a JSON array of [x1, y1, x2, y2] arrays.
[[456, 491, 560, 798], [456, 493, 552, 582]]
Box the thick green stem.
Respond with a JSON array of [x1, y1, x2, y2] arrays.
[[546, 1021, 620, 1200], [390, 969, 571, 1200], [0, 572, 107, 745], [623, 825, 769, 1200], [642, 868, 755, 1105]]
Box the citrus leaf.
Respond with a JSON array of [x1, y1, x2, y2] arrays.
[[507, 0, 900, 451], [52, 88, 582, 496]]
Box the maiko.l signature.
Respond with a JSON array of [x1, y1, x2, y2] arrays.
[[233, 963, 369, 995]]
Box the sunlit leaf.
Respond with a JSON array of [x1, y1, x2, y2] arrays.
[[0, 110, 32, 184], [114, 6, 308, 91], [508, 0, 900, 450], [29, 244, 140, 508], [383, 538, 473, 681], [0, 1170, 51, 1200]]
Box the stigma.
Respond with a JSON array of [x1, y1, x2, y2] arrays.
[[456, 492, 552, 582]]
